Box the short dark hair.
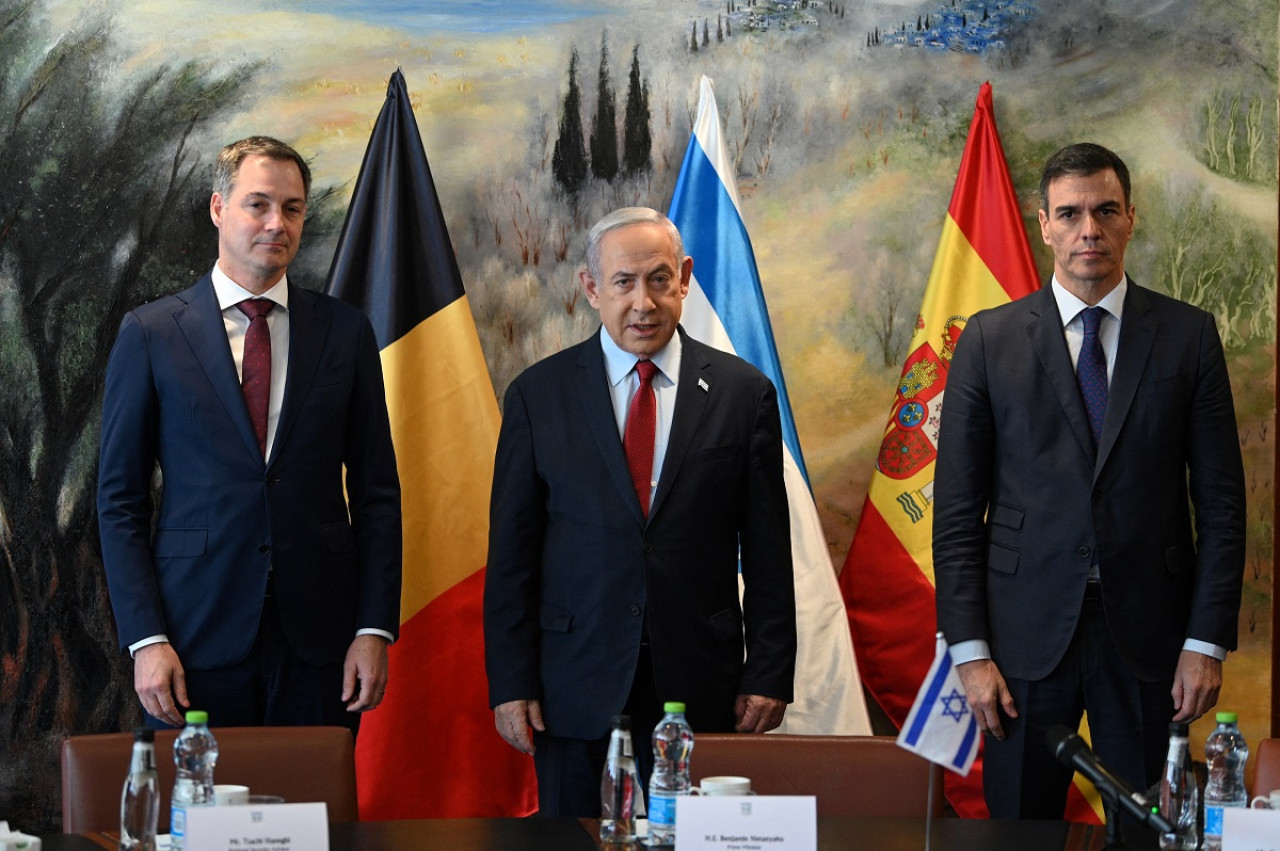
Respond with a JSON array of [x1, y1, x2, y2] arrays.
[[1039, 143, 1130, 211], [212, 136, 311, 199]]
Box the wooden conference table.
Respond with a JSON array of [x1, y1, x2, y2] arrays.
[[47, 816, 1160, 850]]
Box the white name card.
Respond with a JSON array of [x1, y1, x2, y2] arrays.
[[674, 795, 816, 851], [183, 802, 328, 851], [1223, 807, 1280, 851]]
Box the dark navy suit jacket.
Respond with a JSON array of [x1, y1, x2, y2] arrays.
[[484, 327, 796, 740], [934, 281, 1245, 684], [97, 274, 401, 670]]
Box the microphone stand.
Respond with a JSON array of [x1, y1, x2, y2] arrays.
[[1099, 786, 1129, 851]]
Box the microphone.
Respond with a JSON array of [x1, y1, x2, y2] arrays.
[[1045, 725, 1174, 834]]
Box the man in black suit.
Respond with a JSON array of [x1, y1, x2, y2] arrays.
[[933, 143, 1245, 817], [98, 136, 401, 731], [484, 207, 797, 816]]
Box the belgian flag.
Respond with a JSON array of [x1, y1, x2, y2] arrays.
[[326, 69, 536, 818]]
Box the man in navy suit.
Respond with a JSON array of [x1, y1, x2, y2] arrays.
[[484, 207, 797, 816], [97, 136, 401, 731], [934, 143, 1245, 817]]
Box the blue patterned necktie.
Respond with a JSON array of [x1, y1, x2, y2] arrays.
[[1077, 306, 1108, 444]]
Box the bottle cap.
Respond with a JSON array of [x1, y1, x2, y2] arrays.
[[662, 701, 686, 714], [184, 710, 209, 725], [1168, 721, 1189, 737], [133, 727, 155, 742], [1215, 711, 1238, 724]]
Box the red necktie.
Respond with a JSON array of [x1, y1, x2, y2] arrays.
[[237, 299, 274, 456], [623, 360, 659, 518]]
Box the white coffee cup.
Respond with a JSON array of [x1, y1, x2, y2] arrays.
[[1250, 788, 1280, 809], [693, 775, 753, 796], [213, 784, 250, 806]]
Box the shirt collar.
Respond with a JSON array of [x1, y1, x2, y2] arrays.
[[212, 263, 290, 312], [1051, 274, 1127, 327], [598, 326, 681, 387]]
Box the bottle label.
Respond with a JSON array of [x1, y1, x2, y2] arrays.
[[171, 803, 186, 840], [1204, 804, 1223, 837], [649, 793, 676, 829]]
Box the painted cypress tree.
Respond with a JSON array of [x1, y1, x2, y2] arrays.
[[589, 31, 619, 181], [622, 44, 652, 176], [691, 21, 699, 52], [552, 46, 588, 196]]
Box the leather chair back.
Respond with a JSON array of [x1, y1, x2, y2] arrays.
[[61, 725, 358, 833], [1251, 737, 1280, 798], [690, 733, 945, 817]]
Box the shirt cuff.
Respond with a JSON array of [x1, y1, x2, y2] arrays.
[[1182, 638, 1227, 661], [128, 635, 170, 658], [357, 628, 395, 645], [948, 639, 991, 666]]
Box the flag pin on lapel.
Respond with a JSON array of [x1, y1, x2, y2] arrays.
[[698, 378, 709, 393]]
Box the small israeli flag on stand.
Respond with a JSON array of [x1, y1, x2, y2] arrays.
[[898, 632, 980, 775]]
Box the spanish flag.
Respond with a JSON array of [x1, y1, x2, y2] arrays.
[[839, 82, 1047, 817], [326, 70, 537, 818]]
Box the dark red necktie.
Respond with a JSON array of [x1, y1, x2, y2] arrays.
[[1077, 306, 1108, 444], [237, 299, 274, 456], [623, 360, 659, 518]]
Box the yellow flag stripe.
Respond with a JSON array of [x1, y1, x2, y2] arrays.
[[379, 295, 500, 623], [867, 213, 1011, 582]]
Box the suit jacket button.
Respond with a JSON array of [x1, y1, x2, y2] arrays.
[[643, 541, 654, 553], [629, 605, 642, 616], [258, 544, 271, 554], [1077, 546, 1091, 559]]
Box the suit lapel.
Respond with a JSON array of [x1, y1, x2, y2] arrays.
[[1098, 282, 1156, 475], [271, 286, 328, 467], [1025, 286, 1096, 462], [650, 327, 711, 522], [575, 331, 647, 527], [172, 275, 263, 462]]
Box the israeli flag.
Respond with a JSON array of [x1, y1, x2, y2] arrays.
[[669, 76, 869, 735], [898, 633, 979, 775]]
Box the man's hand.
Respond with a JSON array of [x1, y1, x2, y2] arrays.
[[733, 694, 787, 734], [956, 658, 1017, 740], [134, 642, 189, 727], [1171, 650, 1222, 722], [494, 699, 545, 755], [342, 634, 390, 712]]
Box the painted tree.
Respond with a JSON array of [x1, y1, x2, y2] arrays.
[[590, 32, 619, 182], [622, 44, 652, 176], [552, 46, 589, 196], [0, 0, 245, 830]]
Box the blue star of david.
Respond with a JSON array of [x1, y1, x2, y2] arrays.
[[939, 688, 970, 723]]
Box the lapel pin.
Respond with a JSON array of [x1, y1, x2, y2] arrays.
[[698, 378, 709, 392]]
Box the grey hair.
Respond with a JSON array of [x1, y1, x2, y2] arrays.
[[584, 207, 685, 279]]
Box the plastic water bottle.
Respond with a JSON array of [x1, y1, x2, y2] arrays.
[[1203, 711, 1248, 851], [648, 702, 693, 847], [170, 711, 218, 851], [600, 715, 646, 844], [1158, 721, 1199, 851], [120, 727, 160, 851]]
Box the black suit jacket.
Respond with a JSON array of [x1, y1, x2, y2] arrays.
[[934, 282, 1245, 683], [97, 274, 402, 670], [484, 326, 796, 740]]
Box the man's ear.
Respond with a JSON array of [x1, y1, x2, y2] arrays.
[[580, 268, 600, 309]]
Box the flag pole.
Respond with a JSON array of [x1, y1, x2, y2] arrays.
[[925, 761, 938, 851]]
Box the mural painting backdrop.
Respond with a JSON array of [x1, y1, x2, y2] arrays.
[[1, 0, 1275, 830]]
